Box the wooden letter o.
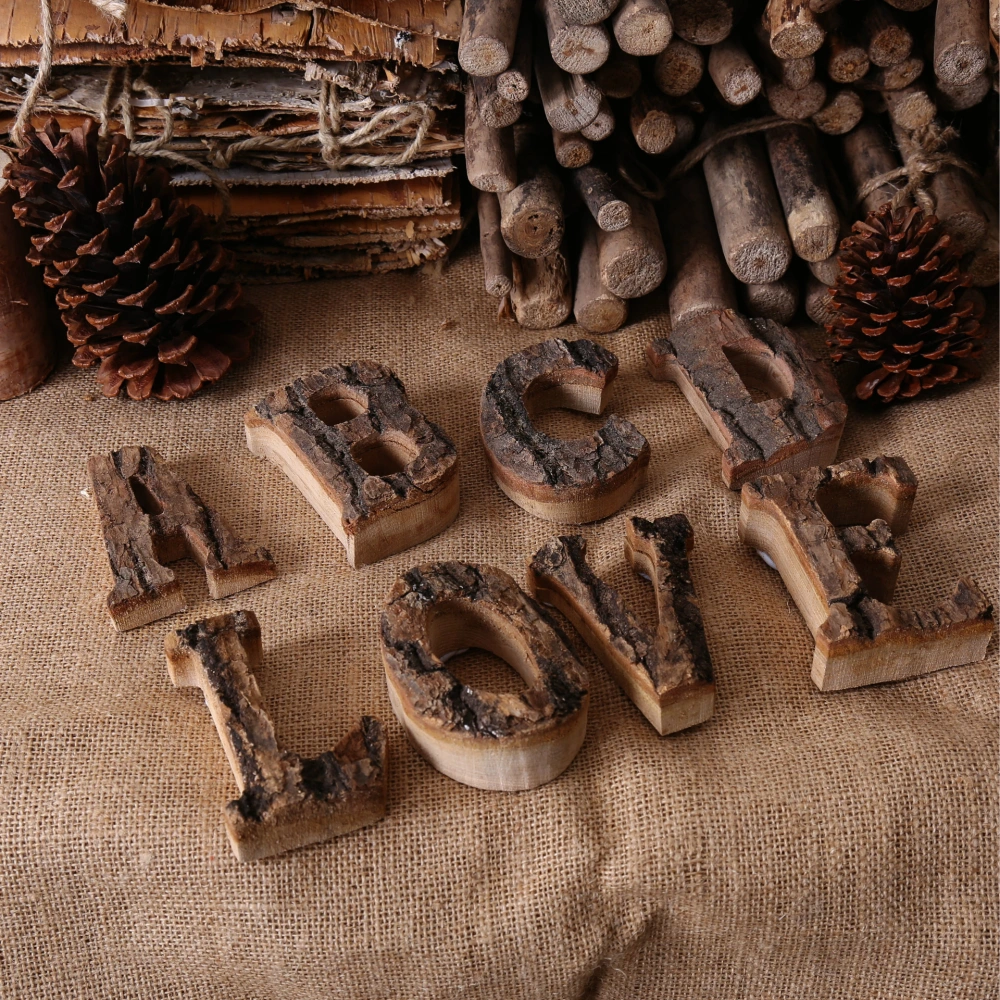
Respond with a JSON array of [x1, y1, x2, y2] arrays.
[[381, 561, 589, 791], [480, 338, 650, 523]]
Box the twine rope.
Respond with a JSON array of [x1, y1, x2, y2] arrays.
[[101, 65, 434, 173], [853, 122, 983, 214], [102, 66, 234, 220], [10, 0, 53, 147], [11, 0, 435, 200], [204, 81, 435, 171], [662, 114, 983, 223], [666, 115, 792, 181]]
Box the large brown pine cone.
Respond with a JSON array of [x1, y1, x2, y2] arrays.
[[826, 203, 985, 403], [5, 118, 255, 400]]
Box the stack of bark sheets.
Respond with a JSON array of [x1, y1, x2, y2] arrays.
[[0, 0, 464, 280]]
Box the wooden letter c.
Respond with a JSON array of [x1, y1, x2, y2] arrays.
[[480, 338, 650, 523]]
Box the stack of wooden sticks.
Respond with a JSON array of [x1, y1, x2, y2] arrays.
[[461, 0, 998, 332]]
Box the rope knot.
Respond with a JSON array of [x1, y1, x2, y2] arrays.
[[855, 121, 981, 215]]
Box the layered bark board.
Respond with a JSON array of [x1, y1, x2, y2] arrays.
[[646, 309, 847, 489], [527, 514, 715, 735], [88, 446, 277, 632], [166, 611, 387, 862], [381, 561, 588, 791], [739, 456, 994, 691], [0, 0, 450, 68], [136, 0, 462, 41], [480, 338, 650, 523], [0, 65, 461, 149], [175, 170, 454, 220], [245, 363, 459, 568]]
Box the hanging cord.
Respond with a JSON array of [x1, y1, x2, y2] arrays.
[[13, 0, 127, 147], [98, 65, 125, 137], [10, 0, 53, 147]]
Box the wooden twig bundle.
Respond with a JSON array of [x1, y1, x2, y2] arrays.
[[462, 0, 998, 333]]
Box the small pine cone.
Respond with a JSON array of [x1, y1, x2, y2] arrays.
[[4, 118, 256, 401], [826, 203, 985, 403]]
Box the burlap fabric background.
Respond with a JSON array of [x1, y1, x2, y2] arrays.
[[0, 250, 996, 999]]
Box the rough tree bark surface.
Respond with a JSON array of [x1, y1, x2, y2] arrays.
[[166, 610, 387, 862], [480, 338, 650, 522], [739, 456, 994, 690], [88, 445, 277, 631], [381, 561, 589, 790], [646, 310, 847, 489], [245, 362, 459, 567], [527, 514, 715, 734]]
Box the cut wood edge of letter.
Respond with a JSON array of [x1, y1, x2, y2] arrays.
[[526, 514, 715, 735], [646, 309, 847, 490], [88, 446, 277, 632], [480, 338, 650, 523], [245, 363, 460, 568], [738, 456, 994, 692], [166, 610, 387, 862], [381, 561, 589, 791]]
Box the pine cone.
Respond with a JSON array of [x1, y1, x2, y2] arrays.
[[826, 203, 985, 403], [4, 118, 255, 401]]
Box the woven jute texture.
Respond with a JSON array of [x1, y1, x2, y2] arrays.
[[0, 251, 996, 999]]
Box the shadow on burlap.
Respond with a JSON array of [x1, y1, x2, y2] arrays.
[[0, 248, 996, 999]]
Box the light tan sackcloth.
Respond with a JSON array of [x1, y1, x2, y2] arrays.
[[0, 248, 996, 999]]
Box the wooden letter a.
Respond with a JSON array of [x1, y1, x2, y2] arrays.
[[89, 446, 277, 631]]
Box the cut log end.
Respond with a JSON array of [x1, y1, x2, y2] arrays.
[[730, 238, 793, 285], [935, 44, 990, 85], [632, 110, 677, 154], [614, 0, 675, 56], [719, 66, 763, 105], [885, 86, 936, 130], [553, 129, 594, 168], [742, 278, 799, 324], [671, 0, 733, 45], [597, 201, 632, 232], [766, 79, 827, 119], [790, 220, 840, 262], [770, 21, 826, 60], [811, 89, 863, 135], [653, 38, 705, 95], [459, 38, 512, 77]]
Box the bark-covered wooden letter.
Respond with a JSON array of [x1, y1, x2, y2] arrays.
[[480, 338, 650, 523], [739, 456, 994, 691], [88, 446, 277, 632], [527, 515, 715, 735], [245, 363, 459, 568], [647, 310, 847, 489], [381, 562, 589, 791], [166, 610, 387, 862]]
